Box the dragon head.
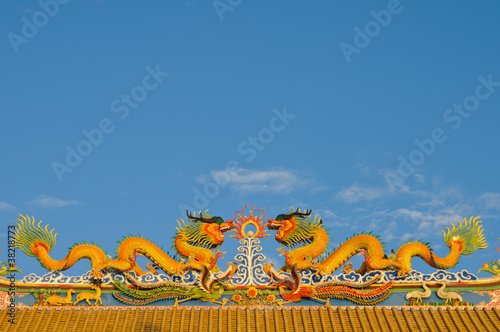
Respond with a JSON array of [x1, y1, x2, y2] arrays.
[[179, 210, 235, 249], [267, 208, 322, 248]]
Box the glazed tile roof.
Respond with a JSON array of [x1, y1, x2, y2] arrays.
[[1, 306, 500, 332]]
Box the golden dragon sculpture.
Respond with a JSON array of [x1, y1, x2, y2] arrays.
[[267, 208, 487, 277], [13, 211, 234, 278], [395, 216, 487, 276]]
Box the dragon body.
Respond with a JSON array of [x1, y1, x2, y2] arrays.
[[315, 233, 398, 274], [267, 208, 400, 275], [267, 208, 487, 277], [13, 212, 234, 278]]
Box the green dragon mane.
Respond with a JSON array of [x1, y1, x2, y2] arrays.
[[173, 211, 223, 253], [280, 207, 324, 248]]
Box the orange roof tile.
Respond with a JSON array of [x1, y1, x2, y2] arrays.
[[1, 306, 499, 332]]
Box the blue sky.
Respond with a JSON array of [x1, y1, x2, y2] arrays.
[[1, 1, 500, 277]]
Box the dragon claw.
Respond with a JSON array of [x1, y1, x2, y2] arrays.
[[207, 252, 225, 271], [341, 262, 353, 274], [277, 249, 288, 259], [90, 269, 104, 280], [130, 251, 140, 266], [145, 263, 159, 275], [357, 250, 368, 261]]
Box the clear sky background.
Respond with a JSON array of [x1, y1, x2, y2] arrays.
[[1, 1, 500, 277]]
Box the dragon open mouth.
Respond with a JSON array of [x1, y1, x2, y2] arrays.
[[220, 225, 233, 233], [267, 221, 282, 231]]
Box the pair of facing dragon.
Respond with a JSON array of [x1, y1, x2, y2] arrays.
[[13, 208, 487, 305]]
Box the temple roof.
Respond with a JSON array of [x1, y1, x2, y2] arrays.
[[2, 306, 500, 332]]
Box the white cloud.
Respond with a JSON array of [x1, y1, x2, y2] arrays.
[[391, 205, 467, 230], [391, 208, 424, 220], [335, 172, 415, 204], [335, 184, 387, 203], [355, 163, 372, 177], [207, 168, 317, 194], [479, 192, 500, 210], [381, 221, 398, 241], [317, 209, 338, 219], [342, 186, 495, 244], [414, 173, 425, 183], [0, 202, 15, 211], [401, 233, 413, 242], [27, 195, 81, 208], [333, 161, 500, 247], [333, 179, 498, 241], [316, 209, 350, 227]]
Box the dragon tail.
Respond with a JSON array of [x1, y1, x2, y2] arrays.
[[13, 214, 57, 258], [432, 216, 487, 269], [112, 277, 190, 305], [396, 216, 488, 275], [13, 214, 64, 271], [13, 214, 107, 272], [443, 216, 487, 255], [315, 280, 393, 305]]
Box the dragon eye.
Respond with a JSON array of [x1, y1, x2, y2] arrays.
[[216, 218, 224, 225]]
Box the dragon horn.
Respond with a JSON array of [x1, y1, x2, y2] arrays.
[[186, 210, 204, 221]]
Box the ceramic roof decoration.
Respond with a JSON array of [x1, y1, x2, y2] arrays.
[[2, 204, 500, 331]]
